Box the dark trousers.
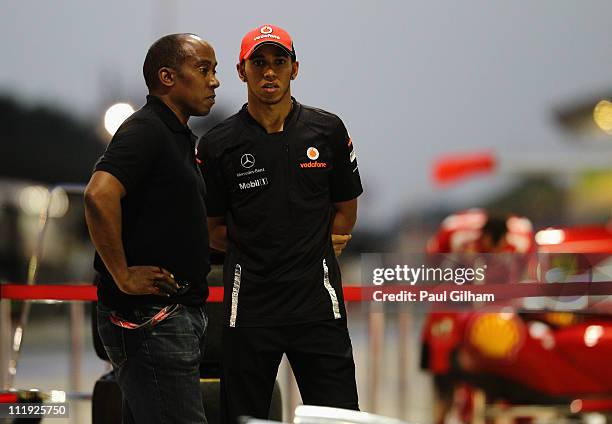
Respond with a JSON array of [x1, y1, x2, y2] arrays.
[[97, 303, 208, 424], [221, 319, 359, 424]]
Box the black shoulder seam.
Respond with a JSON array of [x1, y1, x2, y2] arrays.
[[299, 105, 343, 138], [206, 112, 243, 134], [204, 118, 250, 158], [115, 116, 165, 142], [301, 104, 340, 119]]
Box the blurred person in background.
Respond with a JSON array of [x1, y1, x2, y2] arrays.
[[84, 33, 219, 424], [197, 24, 362, 424], [425, 210, 534, 424]]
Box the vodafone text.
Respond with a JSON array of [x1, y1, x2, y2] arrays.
[[299, 161, 327, 169]]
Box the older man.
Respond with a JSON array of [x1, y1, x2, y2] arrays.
[[85, 34, 219, 424]]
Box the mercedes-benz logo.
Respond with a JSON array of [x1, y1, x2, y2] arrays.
[[240, 153, 255, 169]]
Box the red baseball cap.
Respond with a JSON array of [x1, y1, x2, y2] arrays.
[[239, 24, 296, 62]]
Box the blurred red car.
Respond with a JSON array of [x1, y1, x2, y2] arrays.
[[421, 209, 612, 423]]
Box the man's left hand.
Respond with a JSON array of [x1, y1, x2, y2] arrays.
[[332, 234, 352, 257]]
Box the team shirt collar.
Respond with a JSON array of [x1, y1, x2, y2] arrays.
[[146, 94, 195, 137], [240, 97, 301, 133]]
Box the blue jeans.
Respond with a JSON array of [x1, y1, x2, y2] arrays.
[[97, 302, 208, 424]]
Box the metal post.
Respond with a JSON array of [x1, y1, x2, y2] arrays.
[[69, 302, 84, 390], [69, 301, 85, 421], [367, 311, 384, 413], [8, 184, 85, 388], [397, 311, 410, 420], [0, 298, 10, 390]]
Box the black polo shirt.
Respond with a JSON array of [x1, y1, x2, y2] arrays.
[[197, 99, 362, 327], [94, 95, 210, 312]]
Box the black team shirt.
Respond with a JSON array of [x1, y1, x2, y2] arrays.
[[94, 95, 210, 312], [197, 99, 362, 327]]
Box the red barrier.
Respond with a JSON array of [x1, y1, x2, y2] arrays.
[[0, 393, 18, 403], [1, 284, 98, 301], [571, 398, 612, 413], [0, 284, 365, 302], [6, 283, 612, 303]]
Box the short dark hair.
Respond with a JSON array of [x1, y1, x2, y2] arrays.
[[482, 215, 509, 246], [143, 33, 195, 91]]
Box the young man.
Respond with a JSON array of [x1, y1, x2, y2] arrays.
[[84, 34, 219, 424], [197, 25, 362, 424]]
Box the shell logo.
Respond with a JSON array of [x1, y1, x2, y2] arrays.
[[468, 313, 523, 359], [260, 26, 273, 34], [307, 147, 319, 161]]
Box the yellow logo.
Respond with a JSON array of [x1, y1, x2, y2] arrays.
[[469, 313, 522, 359]]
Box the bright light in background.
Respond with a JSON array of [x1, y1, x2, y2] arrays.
[[584, 325, 603, 347], [12, 327, 22, 351], [528, 322, 549, 339], [104, 103, 134, 136], [535, 228, 565, 245], [593, 100, 612, 134], [571, 399, 583, 413], [19, 186, 69, 218], [50, 390, 66, 403]]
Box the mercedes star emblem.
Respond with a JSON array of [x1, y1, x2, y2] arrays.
[[241, 153, 255, 169]]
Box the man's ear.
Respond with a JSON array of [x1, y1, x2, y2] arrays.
[[158, 67, 176, 88], [236, 62, 247, 82], [290, 61, 299, 80]]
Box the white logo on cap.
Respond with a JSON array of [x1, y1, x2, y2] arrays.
[[260, 26, 273, 34]]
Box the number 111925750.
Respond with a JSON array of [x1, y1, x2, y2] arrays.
[[1, 403, 68, 418]]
